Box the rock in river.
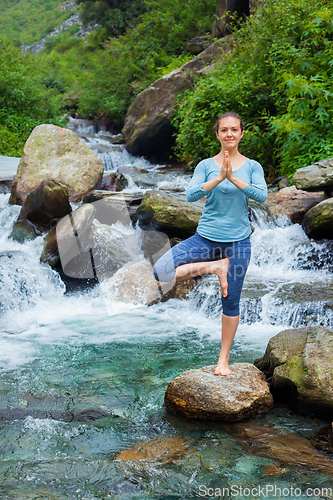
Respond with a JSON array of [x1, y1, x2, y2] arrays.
[[10, 124, 104, 205], [293, 157, 333, 196], [17, 178, 72, 230], [301, 197, 333, 239], [263, 186, 325, 224], [101, 259, 196, 306], [255, 326, 333, 418], [137, 190, 204, 237], [164, 363, 273, 421]]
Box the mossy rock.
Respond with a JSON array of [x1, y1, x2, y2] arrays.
[[255, 326, 333, 417], [137, 190, 203, 237], [302, 197, 333, 239]]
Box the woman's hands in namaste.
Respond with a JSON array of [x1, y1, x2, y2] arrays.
[[218, 151, 234, 182]]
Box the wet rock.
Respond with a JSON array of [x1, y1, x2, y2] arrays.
[[9, 219, 42, 243], [100, 172, 128, 191], [293, 157, 333, 195], [255, 326, 333, 417], [17, 178, 72, 230], [164, 363, 273, 421], [70, 408, 109, 422], [302, 197, 333, 239], [122, 39, 233, 159], [82, 190, 142, 223], [116, 436, 190, 463], [224, 421, 333, 474], [275, 281, 333, 303], [310, 423, 333, 454], [10, 124, 104, 205], [263, 186, 325, 224], [137, 190, 204, 237], [40, 203, 96, 271], [89, 220, 139, 280], [0, 179, 13, 194], [101, 259, 195, 306]]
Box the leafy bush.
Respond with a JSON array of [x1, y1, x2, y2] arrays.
[[76, 0, 147, 36], [0, 38, 64, 156], [41, 0, 218, 127], [175, 0, 333, 177]]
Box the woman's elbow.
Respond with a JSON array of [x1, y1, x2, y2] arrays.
[[257, 190, 268, 203]]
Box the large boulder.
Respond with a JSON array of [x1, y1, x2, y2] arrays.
[[263, 186, 325, 224], [293, 157, 333, 196], [17, 178, 72, 230], [10, 124, 104, 205], [100, 259, 196, 307], [254, 326, 333, 417], [301, 198, 333, 239], [40, 203, 96, 270], [137, 190, 204, 237], [164, 363, 273, 421], [122, 39, 233, 159]]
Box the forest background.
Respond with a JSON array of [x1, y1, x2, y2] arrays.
[[0, 0, 332, 178]]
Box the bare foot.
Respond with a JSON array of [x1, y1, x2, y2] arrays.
[[212, 258, 229, 297], [214, 356, 231, 376]]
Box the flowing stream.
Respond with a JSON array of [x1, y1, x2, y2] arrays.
[[0, 119, 332, 499]]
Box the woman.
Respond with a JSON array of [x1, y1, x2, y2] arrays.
[[153, 112, 267, 375]]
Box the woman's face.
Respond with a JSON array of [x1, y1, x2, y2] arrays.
[[216, 117, 244, 150]]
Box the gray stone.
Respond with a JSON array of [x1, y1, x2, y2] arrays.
[[17, 178, 72, 230], [101, 259, 195, 306], [255, 326, 333, 417], [137, 190, 204, 237], [164, 363, 273, 421], [263, 186, 325, 224], [293, 157, 333, 194], [10, 124, 104, 205]]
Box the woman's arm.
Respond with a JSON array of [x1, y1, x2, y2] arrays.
[[186, 161, 217, 202], [240, 161, 267, 203], [227, 158, 267, 203]]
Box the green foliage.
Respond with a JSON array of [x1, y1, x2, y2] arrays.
[[0, 38, 64, 156], [39, 0, 218, 127], [0, 0, 79, 46], [175, 0, 333, 177], [76, 0, 147, 36]]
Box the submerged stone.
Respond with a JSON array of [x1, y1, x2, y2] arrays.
[[224, 421, 333, 474], [116, 436, 190, 463], [164, 363, 273, 421]]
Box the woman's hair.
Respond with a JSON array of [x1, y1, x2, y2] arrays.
[[215, 112, 244, 133]]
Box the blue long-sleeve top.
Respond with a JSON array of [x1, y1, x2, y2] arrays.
[[186, 157, 267, 242]]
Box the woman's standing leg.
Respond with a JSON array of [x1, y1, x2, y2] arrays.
[[214, 237, 251, 376]]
